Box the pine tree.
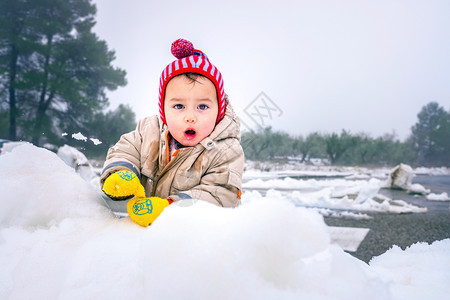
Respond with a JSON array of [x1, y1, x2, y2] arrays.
[[0, 0, 126, 145]]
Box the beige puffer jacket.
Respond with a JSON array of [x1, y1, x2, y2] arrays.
[[100, 104, 244, 207]]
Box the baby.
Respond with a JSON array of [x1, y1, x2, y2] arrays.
[[100, 39, 244, 226]]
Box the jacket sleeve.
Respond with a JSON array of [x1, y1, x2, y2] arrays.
[[168, 140, 244, 208], [100, 116, 159, 185]]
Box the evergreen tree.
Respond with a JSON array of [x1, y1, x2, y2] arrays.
[[60, 104, 136, 159], [411, 102, 450, 166], [0, 0, 126, 145]]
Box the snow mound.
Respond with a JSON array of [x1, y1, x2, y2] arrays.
[[370, 239, 450, 299], [0, 144, 111, 228], [0, 145, 449, 299]]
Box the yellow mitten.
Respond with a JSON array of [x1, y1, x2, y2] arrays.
[[103, 170, 145, 200], [127, 197, 173, 227]]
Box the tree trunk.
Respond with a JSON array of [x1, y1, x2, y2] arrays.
[[8, 43, 19, 141], [32, 34, 53, 146]]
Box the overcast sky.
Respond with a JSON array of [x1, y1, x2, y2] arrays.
[[92, 0, 450, 141]]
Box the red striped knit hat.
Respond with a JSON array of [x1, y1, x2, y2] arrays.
[[158, 39, 226, 125]]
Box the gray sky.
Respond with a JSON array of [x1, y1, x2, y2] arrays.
[[93, 0, 450, 141]]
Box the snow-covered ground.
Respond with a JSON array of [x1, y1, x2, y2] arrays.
[[242, 161, 450, 217], [1, 144, 449, 299], [245, 159, 450, 177]]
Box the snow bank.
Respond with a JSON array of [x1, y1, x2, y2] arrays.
[[1, 145, 449, 299], [0, 144, 110, 228]]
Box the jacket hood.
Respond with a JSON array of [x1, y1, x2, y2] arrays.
[[208, 102, 241, 142]]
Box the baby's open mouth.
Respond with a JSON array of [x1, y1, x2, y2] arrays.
[[184, 129, 196, 139]]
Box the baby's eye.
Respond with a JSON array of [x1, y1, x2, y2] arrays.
[[173, 104, 184, 110], [198, 104, 209, 110]]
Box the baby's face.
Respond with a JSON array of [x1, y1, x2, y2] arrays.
[[164, 75, 218, 147]]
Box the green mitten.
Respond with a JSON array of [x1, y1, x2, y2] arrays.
[[103, 170, 145, 200], [127, 197, 173, 227]]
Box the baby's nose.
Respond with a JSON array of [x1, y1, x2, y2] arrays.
[[184, 111, 196, 123]]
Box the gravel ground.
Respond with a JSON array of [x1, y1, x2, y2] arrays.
[[324, 175, 450, 263]]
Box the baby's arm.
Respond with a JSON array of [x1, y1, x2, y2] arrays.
[[100, 129, 143, 184], [100, 116, 159, 185], [169, 141, 244, 207], [100, 116, 160, 184]]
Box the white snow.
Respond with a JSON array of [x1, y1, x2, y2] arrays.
[[327, 226, 370, 252], [71, 132, 88, 141], [414, 167, 450, 176], [426, 192, 450, 202], [242, 177, 427, 214], [0, 144, 449, 299], [68, 132, 102, 145], [384, 164, 414, 189], [0, 141, 30, 153], [407, 183, 431, 195], [381, 164, 430, 195], [57, 145, 99, 187], [312, 208, 373, 220], [369, 240, 450, 299], [90, 138, 102, 145]]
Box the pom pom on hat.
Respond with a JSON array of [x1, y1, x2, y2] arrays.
[[171, 39, 195, 59]]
